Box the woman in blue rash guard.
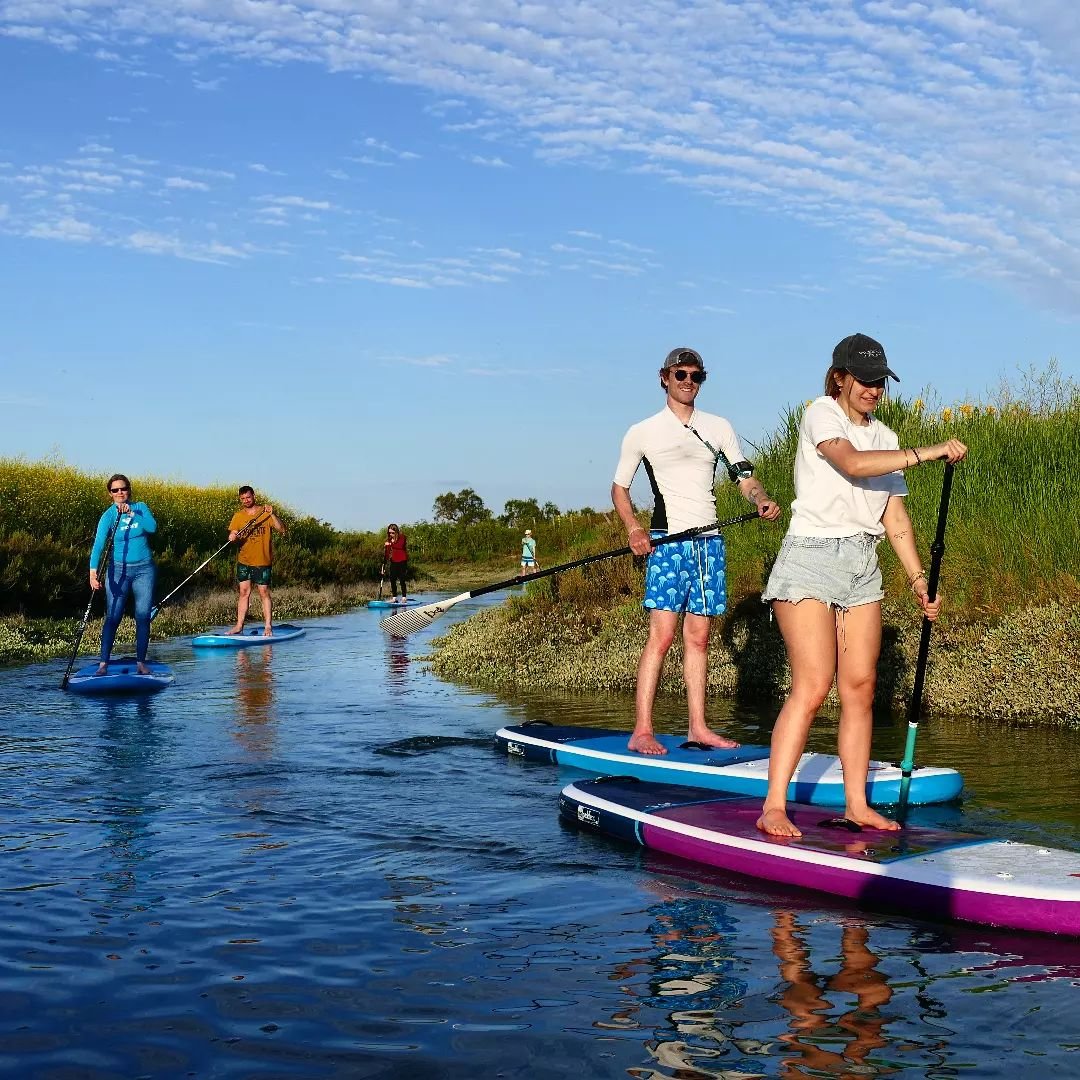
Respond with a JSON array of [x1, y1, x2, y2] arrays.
[[89, 473, 157, 675]]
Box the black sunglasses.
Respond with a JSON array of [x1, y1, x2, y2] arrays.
[[109, 486, 129, 494], [671, 369, 707, 384]]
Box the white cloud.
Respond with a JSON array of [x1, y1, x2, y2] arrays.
[[164, 176, 210, 190], [6, 1, 1080, 307]]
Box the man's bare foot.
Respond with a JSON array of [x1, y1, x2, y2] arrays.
[[844, 807, 901, 831], [225, 626, 244, 635], [94, 662, 108, 676], [262, 626, 273, 637], [757, 808, 802, 837], [686, 727, 740, 750], [628, 732, 668, 756], [136, 662, 150, 675]]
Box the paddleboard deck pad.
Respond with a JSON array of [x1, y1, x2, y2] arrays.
[[560, 777, 1080, 936], [496, 723, 963, 807], [192, 624, 306, 647], [367, 599, 421, 608], [66, 658, 174, 695]]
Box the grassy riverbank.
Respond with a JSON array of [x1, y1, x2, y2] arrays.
[[430, 379, 1080, 726]]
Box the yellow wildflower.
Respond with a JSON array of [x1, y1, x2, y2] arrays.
[[959, 403, 974, 417], [941, 407, 953, 422], [912, 397, 924, 411]]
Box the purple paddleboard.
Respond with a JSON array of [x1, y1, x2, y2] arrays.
[[559, 777, 1080, 937]]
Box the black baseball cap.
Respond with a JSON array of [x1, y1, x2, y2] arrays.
[[662, 347, 704, 370], [832, 333, 899, 383]]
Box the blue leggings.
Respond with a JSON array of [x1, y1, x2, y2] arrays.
[[101, 560, 156, 663]]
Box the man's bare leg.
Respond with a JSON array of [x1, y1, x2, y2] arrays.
[[683, 613, 739, 749], [228, 580, 251, 634], [628, 609, 678, 755]]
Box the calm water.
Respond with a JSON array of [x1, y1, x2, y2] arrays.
[[1, 597, 1078, 1079]]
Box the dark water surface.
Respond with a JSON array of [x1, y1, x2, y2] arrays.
[[2, 599, 1078, 1079]]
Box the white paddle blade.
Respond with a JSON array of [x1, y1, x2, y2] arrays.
[[379, 593, 470, 637]]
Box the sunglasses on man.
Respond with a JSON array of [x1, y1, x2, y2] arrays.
[[670, 369, 707, 384]]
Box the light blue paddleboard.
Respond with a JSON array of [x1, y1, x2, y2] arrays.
[[367, 598, 421, 608], [66, 658, 174, 695], [192, 624, 306, 648], [496, 723, 964, 807]]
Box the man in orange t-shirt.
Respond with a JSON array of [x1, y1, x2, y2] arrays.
[[227, 485, 286, 636]]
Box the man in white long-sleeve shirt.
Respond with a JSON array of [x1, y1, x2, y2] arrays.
[[611, 347, 781, 755]]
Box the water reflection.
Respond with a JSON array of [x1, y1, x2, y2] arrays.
[[770, 911, 899, 1078], [384, 634, 411, 692], [231, 647, 276, 757], [97, 697, 165, 899]]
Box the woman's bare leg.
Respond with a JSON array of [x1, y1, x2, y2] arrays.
[[835, 602, 899, 830], [757, 600, 838, 837]]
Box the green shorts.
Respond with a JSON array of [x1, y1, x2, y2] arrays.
[[236, 563, 272, 586]]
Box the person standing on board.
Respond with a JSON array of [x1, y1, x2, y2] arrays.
[[227, 486, 286, 636], [89, 473, 157, 675], [383, 524, 410, 604], [757, 334, 967, 838], [520, 529, 539, 575], [612, 347, 781, 756]]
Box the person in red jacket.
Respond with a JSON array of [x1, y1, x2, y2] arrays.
[[382, 524, 410, 604]]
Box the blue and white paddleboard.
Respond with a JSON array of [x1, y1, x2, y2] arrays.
[[496, 722, 964, 807], [191, 624, 306, 648], [66, 658, 174, 695], [367, 598, 421, 608]]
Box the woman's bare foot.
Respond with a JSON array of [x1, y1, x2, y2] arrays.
[[757, 808, 802, 837], [94, 662, 108, 676], [136, 662, 150, 676], [628, 732, 668, 756], [686, 726, 740, 750], [845, 806, 901, 831]]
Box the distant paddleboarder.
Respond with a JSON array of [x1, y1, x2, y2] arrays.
[[520, 529, 539, 574], [89, 473, 158, 676], [227, 486, 285, 637], [382, 524, 410, 605], [612, 347, 780, 757]]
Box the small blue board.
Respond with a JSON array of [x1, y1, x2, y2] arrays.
[[367, 598, 421, 608], [192, 624, 306, 648], [66, 658, 174, 695]]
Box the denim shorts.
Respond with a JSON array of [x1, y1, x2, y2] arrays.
[[763, 533, 883, 610], [643, 531, 727, 617]]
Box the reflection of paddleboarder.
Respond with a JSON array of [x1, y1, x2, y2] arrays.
[[227, 485, 285, 637], [771, 911, 895, 1077]]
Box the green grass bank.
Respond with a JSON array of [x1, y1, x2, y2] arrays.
[[429, 381, 1080, 727]]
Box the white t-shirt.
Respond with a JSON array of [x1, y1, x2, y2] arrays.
[[613, 406, 744, 533], [788, 396, 907, 537]]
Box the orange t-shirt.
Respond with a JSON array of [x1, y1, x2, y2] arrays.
[[230, 509, 273, 567]]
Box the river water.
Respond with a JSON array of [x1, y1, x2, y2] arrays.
[[1, 598, 1078, 1079]]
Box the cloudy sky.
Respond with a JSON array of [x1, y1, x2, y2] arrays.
[[2, 1, 1078, 529]]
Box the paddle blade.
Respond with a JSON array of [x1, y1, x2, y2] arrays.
[[380, 594, 468, 637]]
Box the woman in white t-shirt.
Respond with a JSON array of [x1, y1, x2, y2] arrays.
[[758, 334, 967, 838]]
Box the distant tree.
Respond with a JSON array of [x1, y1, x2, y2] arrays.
[[433, 488, 491, 526], [541, 501, 560, 520], [500, 497, 543, 528]]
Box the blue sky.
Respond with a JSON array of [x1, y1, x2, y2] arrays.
[[2, 1, 1078, 531]]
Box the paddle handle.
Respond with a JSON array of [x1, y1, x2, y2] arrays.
[[464, 512, 761, 600]]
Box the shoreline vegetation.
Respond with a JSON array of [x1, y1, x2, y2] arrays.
[[2, 366, 1077, 725]]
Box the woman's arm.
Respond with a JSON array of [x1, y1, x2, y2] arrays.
[[819, 437, 967, 479], [882, 496, 942, 621], [134, 502, 157, 534]]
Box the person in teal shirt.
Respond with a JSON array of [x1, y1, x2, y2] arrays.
[[520, 529, 539, 574], [89, 473, 157, 675]]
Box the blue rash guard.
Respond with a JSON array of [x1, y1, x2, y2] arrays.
[[90, 502, 157, 568]]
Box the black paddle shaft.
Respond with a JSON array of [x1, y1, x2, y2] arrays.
[[466, 512, 761, 601], [905, 462, 955, 728]]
